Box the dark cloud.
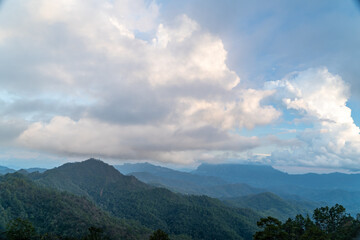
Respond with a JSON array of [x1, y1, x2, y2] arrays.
[[0, 119, 27, 144], [1, 98, 86, 122], [90, 86, 171, 125]]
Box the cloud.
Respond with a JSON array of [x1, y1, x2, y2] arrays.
[[164, 0, 360, 97], [18, 116, 261, 164], [267, 68, 360, 169], [0, 0, 280, 164], [0, 118, 27, 145], [6, 0, 359, 169]]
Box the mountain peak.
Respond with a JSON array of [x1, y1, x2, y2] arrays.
[[115, 162, 176, 175], [193, 163, 287, 187], [0, 166, 16, 175], [81, 158, 107, 166], [34, 158, 149, 196], [49, 158, 126, 181]]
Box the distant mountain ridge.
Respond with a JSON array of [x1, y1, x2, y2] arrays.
[[0, 166, 47, 175], [193, 163, 360, 191], [193, 163, 360, 215], [116, 163, 269, 198], [0, 166, 16, 175], [116, 162, 227, 186], [23, 167, 47, 173], [116, 162, 323, 219], [117, 162, 360, 216], [223, 192, 319, 221]]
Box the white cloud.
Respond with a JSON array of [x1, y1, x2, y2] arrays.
[[267, 68, 360, 169], [149, 16, 239, 90], [175, 89, 280, 130], [3, 1, 359, 169], [0, 0, 280, 164], [153, 15, 198, 48], [18, 116, 261, 164]]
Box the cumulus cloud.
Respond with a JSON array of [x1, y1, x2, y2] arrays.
[[3, 0, 360, 170], [18, 116, 262, 164], [267, 68, 360, 169], [0, 0, 281, 164]]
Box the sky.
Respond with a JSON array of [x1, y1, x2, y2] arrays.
[[0, 0, 360, 173]]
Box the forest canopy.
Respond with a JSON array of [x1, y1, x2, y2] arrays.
[[254, 204, 360, 240]]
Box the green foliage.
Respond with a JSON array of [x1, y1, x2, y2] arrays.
[[253, 217, 287, 240], [224, 192, 317, 221], [149, 229, 170, 240], [82, 227, 108, 240], [33, 159, 260, 240], [313, 204, 348, 233], [0, 174, 149, 239], [5, 218, 37, 240], [254, 204, 360, 240]]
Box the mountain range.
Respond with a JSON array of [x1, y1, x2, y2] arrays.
[[115, 163, 264, 198], [193, 163, 360, 191], [116, 162, 360, 216], [0, 167, 47, 175], [193, 163, 360, 215], [1, 159, 360, 239], [28, 159, 260, 240]]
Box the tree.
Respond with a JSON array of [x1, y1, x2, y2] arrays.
[[149, 229, 170, 240], [299, 225, 329, 240], [282, 215, 306, 239], [253, 204, 360, 240], [313, 204, 347, 233], [253, 216, 287, 240], [5, 218, 37, 240], [83, 227, 107, 240]]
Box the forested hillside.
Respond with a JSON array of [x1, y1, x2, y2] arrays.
[[223, 192, 318, 221], [116, 162, 320, 220], [30, 159, 260, 240], [116, 163, 266, 198], [0, 159, 360, 239], [0, 173, 149, 239]]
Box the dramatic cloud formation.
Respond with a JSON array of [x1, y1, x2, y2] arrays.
[[166, 0, 360, 93], [267, 68, 360, 169], [1, 0, 280, 164], [1, 0, 360, 170]]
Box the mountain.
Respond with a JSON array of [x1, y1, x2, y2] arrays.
[[116, 163, 319, 220], [129, 171, 265, 197], [193, 163, 360, 191], [116, 162, 227, 187], [280, 187, 360, 216], [25, 167, 47, 173], [33, 159, 148, 197], [193, 163, 291, 189], [115, 163, 320, 220], [0, 173, 149, 239], [32, 159, 261, 240], [0, 166, 15, 175], [116, 162, 177, 175], [193, 163, 360, 215], [116, 163, 264, 198], [223, 192, 319, 221], [0, 166, 46, 175]]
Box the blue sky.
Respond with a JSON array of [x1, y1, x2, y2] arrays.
[[0, 0, 360, 173]]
